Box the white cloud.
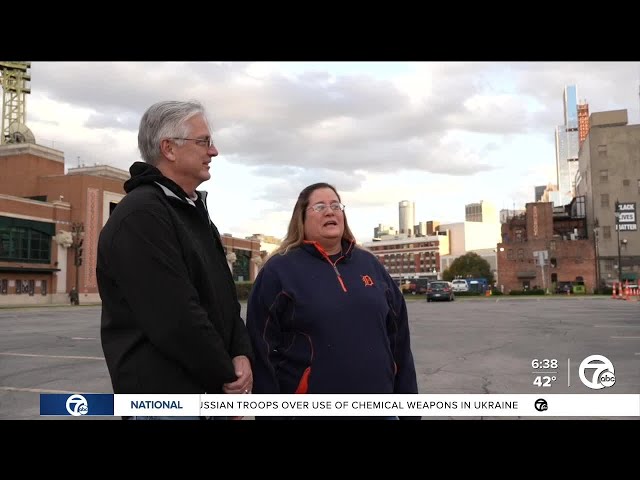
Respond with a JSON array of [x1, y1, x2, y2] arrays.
[[19, 61, 640, 243]]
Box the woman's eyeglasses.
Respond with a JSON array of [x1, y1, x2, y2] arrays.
[[307, 202, 345, 213]]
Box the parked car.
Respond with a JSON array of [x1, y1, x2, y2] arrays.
[[407, 278, 430, 295], [426, 281, 455, 302], [451, 279, 469, 292], [555, 281, 572, 294]]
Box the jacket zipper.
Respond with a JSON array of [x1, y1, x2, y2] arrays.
[[331, 262, 347, 292], [305, 240, 350, 292]]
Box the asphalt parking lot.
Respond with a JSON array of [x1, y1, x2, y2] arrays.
[[1, 296, 638, 419]]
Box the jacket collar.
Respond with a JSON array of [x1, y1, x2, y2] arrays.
[[154, 182, 206, 207], [301, 238, 355, 260]]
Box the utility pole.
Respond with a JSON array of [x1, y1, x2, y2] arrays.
[[593, 220, 600, 293], [534, 250, 548, 293], [615, 200, 622, 285]]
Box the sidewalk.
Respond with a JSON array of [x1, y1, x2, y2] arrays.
[[404, 294, 615, 302], [0, 302, 102, 309]]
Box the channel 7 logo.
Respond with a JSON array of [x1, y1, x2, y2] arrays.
[[40, 393, 114, 416], [66, 394, 89, 416], [578, 355, 616, 390]]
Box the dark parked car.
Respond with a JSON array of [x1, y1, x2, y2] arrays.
[[555, 281, 572, 294], [426, 281, 454, 302]]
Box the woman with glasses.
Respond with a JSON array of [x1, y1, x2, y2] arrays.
[[246, 182, 419, 420]]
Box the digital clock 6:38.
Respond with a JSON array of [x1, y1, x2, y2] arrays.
[[531, 359, 558, 369]]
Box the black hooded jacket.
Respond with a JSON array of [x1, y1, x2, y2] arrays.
[[97, 161, 252, 394]]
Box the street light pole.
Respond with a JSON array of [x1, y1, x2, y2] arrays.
[[71, 222, 84, 293], [615, 200, 622, 285]]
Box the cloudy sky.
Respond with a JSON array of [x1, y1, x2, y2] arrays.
[[24, 62, 640, 243]]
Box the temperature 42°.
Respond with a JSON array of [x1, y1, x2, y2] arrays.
[[533, 375, 557, 387]]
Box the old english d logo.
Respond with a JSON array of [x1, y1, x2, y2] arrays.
[[362, 275, 374, 287]]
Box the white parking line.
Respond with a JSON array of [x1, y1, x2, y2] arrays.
[[70, 337, 97, 340], [0, 386, 106, 394], [595, 325, 640, 328], [610, 336, 640, 339], [0, 352, 104, 360]]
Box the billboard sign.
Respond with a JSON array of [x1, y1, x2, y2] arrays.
[[616, 202, 637, 231]]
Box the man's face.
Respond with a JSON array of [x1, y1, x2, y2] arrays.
[[173, 114, 218, 186]]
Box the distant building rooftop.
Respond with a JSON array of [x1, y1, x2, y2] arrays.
[[67, 164, 130, 182], [0, 142, 64, 162], [590, 109, 628, 128]]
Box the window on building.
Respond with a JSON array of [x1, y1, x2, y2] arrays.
[[550, 258, 557, 268], [0, 226, 51, 263], [507, 249, 514, 260], [602, 226, 611, 239], [517, 249, 524, 261], [0, 279, 7, 295], [597, 145, 607, 157], [549, 240, 556, 251], [600, 170, 608, 183], [604, 259, 613, 272], [600, 194, 609, 208], [41, 279, 47, 295]]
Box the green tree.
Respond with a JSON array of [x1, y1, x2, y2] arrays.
[[443, 252, 494, 284]]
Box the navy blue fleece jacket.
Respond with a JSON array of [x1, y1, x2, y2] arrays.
[[246, 239, 418, 398]]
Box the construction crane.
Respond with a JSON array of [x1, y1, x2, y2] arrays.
[[0, 61, 35, 145]]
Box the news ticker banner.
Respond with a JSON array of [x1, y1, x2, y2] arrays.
[[40, 393, 640, 417]]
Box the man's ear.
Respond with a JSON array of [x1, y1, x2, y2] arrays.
[[160, 138, 177, 163]]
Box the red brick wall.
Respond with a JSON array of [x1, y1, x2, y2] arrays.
[[498, 239, 595, 292], [498, 202, 596, 293], [0, 154, 64, 197], [526, 202, 554, 240]]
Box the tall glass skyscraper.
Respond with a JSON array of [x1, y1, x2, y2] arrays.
[[555, 85, 580, 205], [564, 85, 578, 128]]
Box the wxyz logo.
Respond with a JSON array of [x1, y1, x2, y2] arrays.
[[361, 275, 374, 286]]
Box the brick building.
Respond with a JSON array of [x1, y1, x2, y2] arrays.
[[575, 109, 640, 287], [496, 200, 595, 293], [219, 233, 262, 282], [0, 143, 263, 306], [362, 233, 450, 285], [0, 143, 126, 305]]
